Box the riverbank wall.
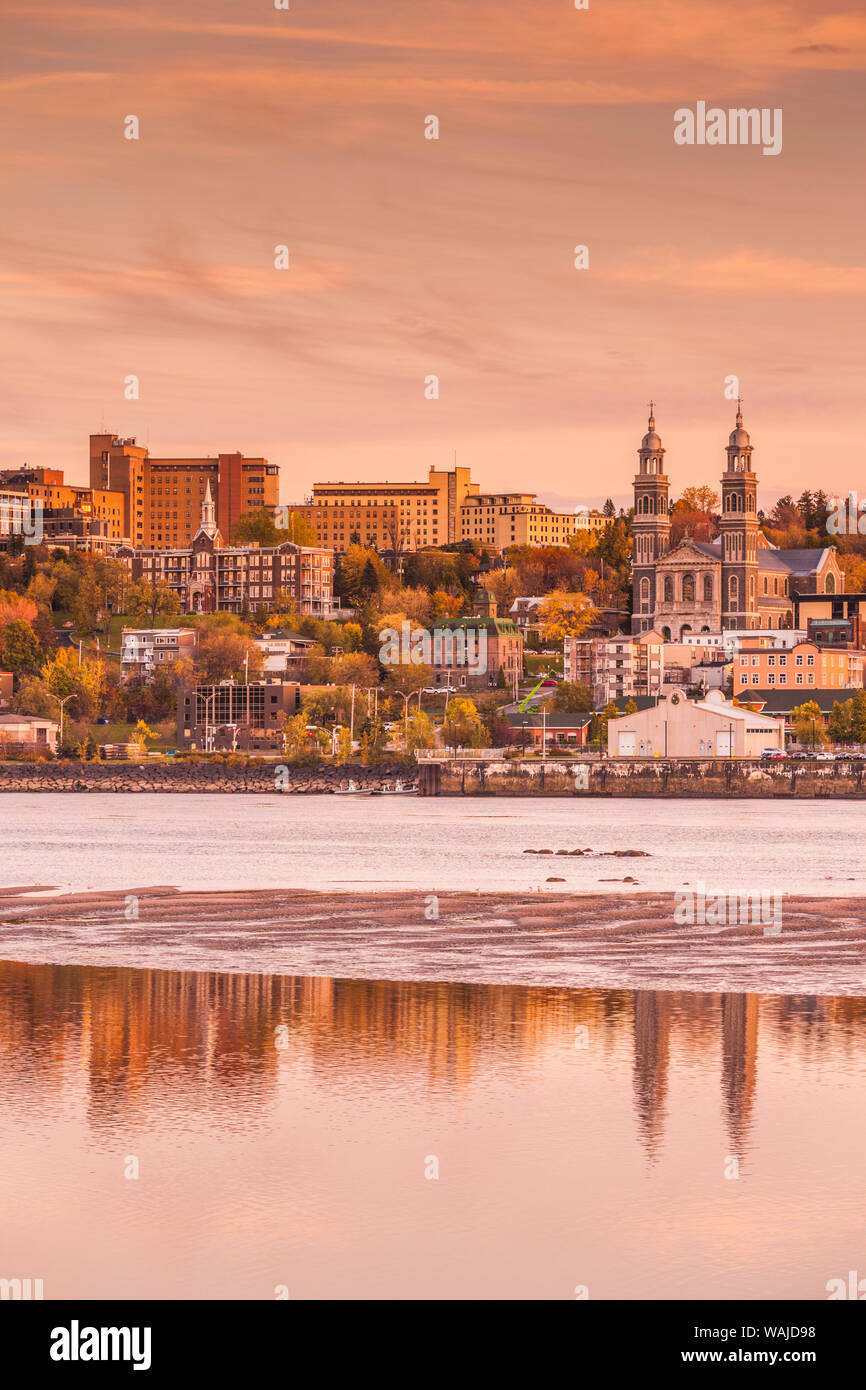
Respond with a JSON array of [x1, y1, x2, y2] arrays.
[[416, 756, 866, 798], [2, 757, 866, 796]]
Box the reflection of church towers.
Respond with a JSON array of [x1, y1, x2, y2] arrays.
[[720, 993, 758, 1153], [632, 990, 671, 1160], [631, 404, 670, 634], [719, 401, 759, 630]]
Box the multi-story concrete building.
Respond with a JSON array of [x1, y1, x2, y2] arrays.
[[0, 466, 126, 545], [734, 641, 864, 695], [793, 593, 866, 651], [176, 680, 301, 750], [564, 631, 665, 707], [89, 433, 279, 549], [294, 466, 477, 553], [460, 493, 607, 550], [119, 485, 334, 617], [120, 628, 198, 681]]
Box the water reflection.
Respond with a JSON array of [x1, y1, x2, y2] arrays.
[[2, 962, 866, 1163]]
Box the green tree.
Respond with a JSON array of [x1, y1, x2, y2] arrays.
[[551, 680, 593, 713], [125, 579, 181, 625], [442, 696, 483, 749], [0, 618, 41, 675], [791, 701, 828, 747]]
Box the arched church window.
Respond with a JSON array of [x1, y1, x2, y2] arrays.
[[664, 576, 673, 603], [639, 577, 650, 613], [682, 573, 695, 603], [729, 576, 739, 611], [662, 626, 671, 640], [826, 573, 836, 594], [703, 575, 713, 601]]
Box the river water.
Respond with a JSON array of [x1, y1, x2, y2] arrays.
[[0, 961, 862, 1300], [0, 793, 863, 896]]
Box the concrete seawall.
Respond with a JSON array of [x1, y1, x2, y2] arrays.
[[2, 758, 865, 797], [0, 762, 416, 794], [416, 757, 866, 798]]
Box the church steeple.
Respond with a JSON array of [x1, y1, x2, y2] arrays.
[[631, 403, 670, 634], [193, 478, 221, 545], [200, 480, 217, 537], [720, 402, 759, 630]]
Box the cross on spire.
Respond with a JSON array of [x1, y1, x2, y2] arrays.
[[647, 398, 655, 427], [736, 394, 744, 423]]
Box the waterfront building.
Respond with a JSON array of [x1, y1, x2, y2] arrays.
[[176, 679, 301, 750], [0, 713, 60, 753], [608, 689, 785, 758]]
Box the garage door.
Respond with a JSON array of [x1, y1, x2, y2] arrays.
[[617, 731, 637, 757], [716, 730, 732, 756]]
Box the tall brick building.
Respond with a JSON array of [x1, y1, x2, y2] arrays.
[[89, 433, 279, 549]]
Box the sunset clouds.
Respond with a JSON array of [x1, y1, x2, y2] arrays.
[[2, 0, 865, 503]]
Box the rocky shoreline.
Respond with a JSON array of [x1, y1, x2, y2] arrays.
[[0, 761, 416, 793]]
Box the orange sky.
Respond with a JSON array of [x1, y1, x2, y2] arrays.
[[2, 0, 865, 510]]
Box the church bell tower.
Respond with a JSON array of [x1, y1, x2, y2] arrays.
[[719, 401, 759, 630], [631, 403, 670, 633]]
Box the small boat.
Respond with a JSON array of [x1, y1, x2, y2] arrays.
[[371, 778, 417, 796], [334, 779, 374, 796]]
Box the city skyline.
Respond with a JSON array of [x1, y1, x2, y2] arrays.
[[2, 0, 866, 505]]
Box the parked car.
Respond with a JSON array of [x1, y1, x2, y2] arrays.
[[761, 748, 786, 759], [814, 751, 835, 761], [96, 717, 110, 725]]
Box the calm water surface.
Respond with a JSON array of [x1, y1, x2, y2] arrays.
[[1, 793, 865, 895], [0, 960, 863, 1300]]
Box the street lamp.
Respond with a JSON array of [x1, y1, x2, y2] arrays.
[[53, 693, 74, 753]]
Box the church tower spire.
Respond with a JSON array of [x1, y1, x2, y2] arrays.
[[719, 401, 759, 630], [631, 403, 670, 634]]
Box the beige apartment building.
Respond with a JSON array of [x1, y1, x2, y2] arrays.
[[89, 433, 280, 550], [734, 641, 864, 694], [564, 631, 665, 706], [460, 494, 608, 550], [294, 466, 477, 554]]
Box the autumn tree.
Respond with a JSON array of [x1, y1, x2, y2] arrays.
[[537, 591, 599, 644]]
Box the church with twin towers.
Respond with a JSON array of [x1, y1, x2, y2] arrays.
[[630, 402, 842, 638]]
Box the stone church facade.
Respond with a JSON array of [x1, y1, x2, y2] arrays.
[[631, 406, 842, 638]]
